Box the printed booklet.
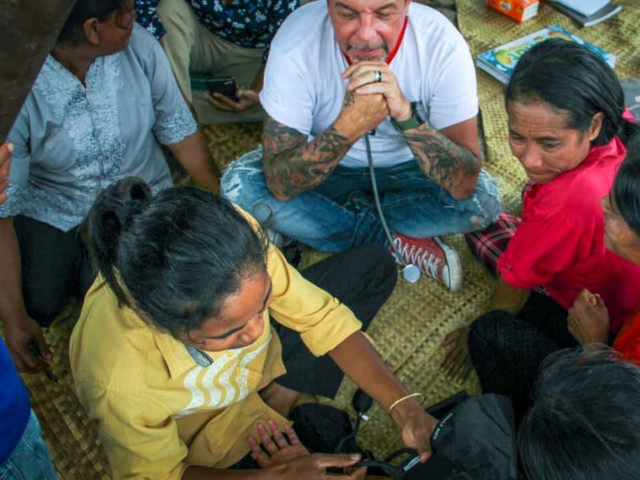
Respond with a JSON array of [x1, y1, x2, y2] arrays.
[[476, 25, 616, 84]]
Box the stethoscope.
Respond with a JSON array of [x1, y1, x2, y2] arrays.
[[254, 133, 421, 284], [364, 132, 421, 283]]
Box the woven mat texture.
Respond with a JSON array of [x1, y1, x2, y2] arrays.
[[18, 2, 640, 477]]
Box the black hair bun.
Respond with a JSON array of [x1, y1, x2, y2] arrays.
[[111, 177, 153, 228], [86, 177, 153, 242]]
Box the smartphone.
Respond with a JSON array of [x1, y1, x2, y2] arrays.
[[206, 76, 239, 102], [27, 339, 58, 382]]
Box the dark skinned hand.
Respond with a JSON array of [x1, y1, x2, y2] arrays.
[[440, 327, 473, 383]]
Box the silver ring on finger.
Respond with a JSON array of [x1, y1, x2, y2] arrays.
[[374, 70, 382, 83]]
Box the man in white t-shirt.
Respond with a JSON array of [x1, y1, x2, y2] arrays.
[[221, 0, 501, 291]]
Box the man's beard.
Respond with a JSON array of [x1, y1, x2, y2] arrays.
[[346, 42, 389, 62]]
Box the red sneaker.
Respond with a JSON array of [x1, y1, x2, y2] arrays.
[[392, 234, 462, 291]]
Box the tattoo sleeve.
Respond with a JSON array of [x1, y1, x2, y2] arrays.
[[262, 115, 354, 201], [402, 122, 481, 197]]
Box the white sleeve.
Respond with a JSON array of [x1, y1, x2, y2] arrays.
[[426, 38, 479, 130], [259, 42, 315, 135]]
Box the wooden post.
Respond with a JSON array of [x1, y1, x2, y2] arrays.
[[0, 0, 76, 142]]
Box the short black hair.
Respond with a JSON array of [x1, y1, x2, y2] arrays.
[[613, 136, 640, 238], [506, 39, 639, 147], [57, 0, 130, 44], [518, 348, 640, 480], [83, 177, 269, 338]]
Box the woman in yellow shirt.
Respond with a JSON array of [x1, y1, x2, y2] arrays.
[[71, 177, 438, 479]]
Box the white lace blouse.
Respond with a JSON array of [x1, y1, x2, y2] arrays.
[[1, 24, 197, 232]]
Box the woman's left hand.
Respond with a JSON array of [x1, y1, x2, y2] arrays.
[[440, 327, 473, 383], [249, 420, 310, 468], [568, 289, 609, 346], [249, 419, 367, 478], [391, 399, 439, 463]]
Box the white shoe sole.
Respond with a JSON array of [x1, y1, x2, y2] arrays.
[[434, 237, 463, 292]]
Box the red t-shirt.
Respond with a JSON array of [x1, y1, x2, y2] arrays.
[[497, 136, 640, 331], [615, 310, 640, 365]]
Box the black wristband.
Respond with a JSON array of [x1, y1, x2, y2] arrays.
[[391, 102, 424, 132]]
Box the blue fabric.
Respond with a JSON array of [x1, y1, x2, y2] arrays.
[[221, 147, 502, 252], [0, 340, 31, 465], [135, 0, 298, 61], [0, 411, 56, 480], [1, 24, 196, 232]]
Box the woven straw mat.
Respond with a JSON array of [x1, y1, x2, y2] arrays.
[[18, 2, 640, 477]]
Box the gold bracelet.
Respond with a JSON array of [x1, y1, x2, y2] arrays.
[[388, 393, 425, 414]]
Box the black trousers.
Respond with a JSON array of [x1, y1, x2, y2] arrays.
[[14, 216, 95, 327], [467, 291, 578, 421], [275, 243, 397, 399]]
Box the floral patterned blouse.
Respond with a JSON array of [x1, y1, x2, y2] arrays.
[[135, 0, 298, 61]]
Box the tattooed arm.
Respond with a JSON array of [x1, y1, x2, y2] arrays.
[[338, 61, 481, 200], [262, 92, 388, 201], [261, 118, 352, 201], [402, 117, 482, 200]]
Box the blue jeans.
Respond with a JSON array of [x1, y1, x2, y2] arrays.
[[222, 147, 502, 252], [0, 412, 56, 480]]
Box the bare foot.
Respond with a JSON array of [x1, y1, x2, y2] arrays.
[[259, 382, 317, 417]]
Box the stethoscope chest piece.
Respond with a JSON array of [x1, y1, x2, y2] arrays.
[[401, 264, 421, 283]]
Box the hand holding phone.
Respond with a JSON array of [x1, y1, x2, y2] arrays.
[[207, 77, 239, 102], [27, 339, 58, 382], [203, 76, 260, 114]]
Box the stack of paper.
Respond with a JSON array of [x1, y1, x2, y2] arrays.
[[555, 0, 610, 16], [550, 0, 622, 27]]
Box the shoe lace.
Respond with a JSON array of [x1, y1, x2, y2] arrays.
[[394, 239, 442, 278]]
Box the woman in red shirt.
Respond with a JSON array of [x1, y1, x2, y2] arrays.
[[443, 39, 640, 418], [568, 138, 640, 363]]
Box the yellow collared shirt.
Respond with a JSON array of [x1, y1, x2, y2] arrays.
[[69, 213, 362, 480]]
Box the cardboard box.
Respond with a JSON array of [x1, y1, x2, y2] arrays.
[[487, 0, 540, 22]]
